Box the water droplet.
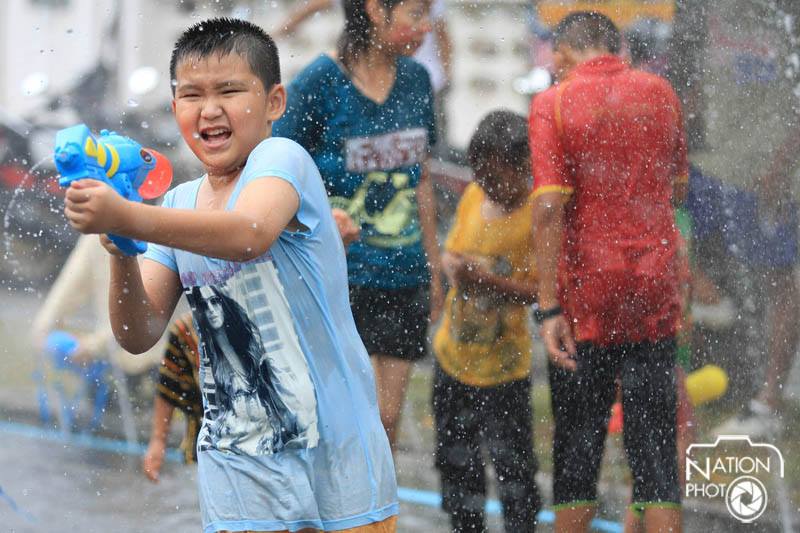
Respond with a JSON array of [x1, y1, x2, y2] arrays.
[[140, 121, 149, 129], [127, 98, 139, 108], [122, 324, 129, 331], [192, 132, 201, 139]]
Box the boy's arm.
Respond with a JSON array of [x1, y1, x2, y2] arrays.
[[457, 263, 537, 305], [65, 176, 300, 262], [107, 247, 183, 354]]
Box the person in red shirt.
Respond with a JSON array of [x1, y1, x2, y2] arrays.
[[530, 12, 688, 533]]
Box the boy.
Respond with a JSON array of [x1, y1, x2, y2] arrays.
[[432, 110, 542, 533], [64, 18, 397, 532], [530, 12, 687, 532]]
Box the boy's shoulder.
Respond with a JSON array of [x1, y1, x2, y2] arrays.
[[247, 137, 312, 166], [243, 137, 321, 191]]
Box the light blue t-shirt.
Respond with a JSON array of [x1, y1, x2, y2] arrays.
[[144, 137, 397, 533]]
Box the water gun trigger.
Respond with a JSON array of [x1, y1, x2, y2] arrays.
[[138, 148, 173, 200]]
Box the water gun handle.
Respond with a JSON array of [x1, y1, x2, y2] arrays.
[[109, 234, 148, 256]]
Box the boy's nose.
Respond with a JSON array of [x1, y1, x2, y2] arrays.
[[200, 98, 224, 120]]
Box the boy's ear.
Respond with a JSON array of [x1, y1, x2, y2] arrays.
[[266, 83, 287, 122], [171, 98, 177, 116]]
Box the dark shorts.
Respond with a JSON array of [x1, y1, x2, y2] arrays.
[[433, 365, 541, 532], [548, 339, 680, 508], [349, 284, 429, 361]]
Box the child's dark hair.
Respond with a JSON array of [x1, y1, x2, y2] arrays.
[[338, 0, 405, 70], [468, 110, 529, 171], [553, 11, 621, 55], [170, 18, 280, 94]]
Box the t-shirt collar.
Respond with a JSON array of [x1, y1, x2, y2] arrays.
[[571, 54, 627, 77]]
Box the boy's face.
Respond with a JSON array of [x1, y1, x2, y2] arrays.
[[172, 52, 286, 177], [474, 159, 530, 208]]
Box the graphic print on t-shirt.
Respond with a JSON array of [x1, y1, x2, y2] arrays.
[[448, 255, 512, 345], [186, 260, 319, 456], [331, 128, 428, 249]]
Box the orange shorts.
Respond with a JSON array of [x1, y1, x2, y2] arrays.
[[222, 515, 398, 533]]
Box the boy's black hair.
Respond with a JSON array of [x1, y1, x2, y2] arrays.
[[338, 0, 405, 71], [170, 18, 280, 94], [553, 11, 621, 55], [467, 110, 529, 171]]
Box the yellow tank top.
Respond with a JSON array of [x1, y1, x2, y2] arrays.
[[433, 183, 537, 387]]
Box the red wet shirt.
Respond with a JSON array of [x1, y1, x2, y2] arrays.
[[530, 55, 688, 346]]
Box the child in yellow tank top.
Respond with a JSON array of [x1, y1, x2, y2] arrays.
[[432, 110, 542, 532]]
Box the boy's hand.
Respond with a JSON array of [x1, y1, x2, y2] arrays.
[[331, 208, 360, 247], [142, 438, 167, 483], [541, 314, 577, 371], [454, 258, 488, 286], [441, 251, 464, 287], [65, 179, 131, 235], [98, 234, 127, 258]]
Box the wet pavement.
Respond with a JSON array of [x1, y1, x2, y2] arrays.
[[1, 291, 796, 532]]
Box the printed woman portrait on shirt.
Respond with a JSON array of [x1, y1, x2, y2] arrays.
[[189, 285, 297, 455]]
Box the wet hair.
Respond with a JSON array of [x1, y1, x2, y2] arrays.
[[337, 0, 405, 70], [467, 110, 529, 172], [170, 17, 280, 95], [552, 11, 621, 55]]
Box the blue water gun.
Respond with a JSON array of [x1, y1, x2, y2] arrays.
[[54, 124, 173, 255]]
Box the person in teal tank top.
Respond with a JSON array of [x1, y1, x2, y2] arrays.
[[274, 0, 444, 450]]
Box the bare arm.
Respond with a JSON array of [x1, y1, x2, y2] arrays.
[[434, 20, 453, 85], [275, 0, 335, 37], [417, 162, 444, 321], [453, 256, 537, 305], [532, 191, 576, 369], [107, 247, 182, 354], [532, 192, 564, 310], [65, 177, 300, 262], [143, 394, 175, 483]]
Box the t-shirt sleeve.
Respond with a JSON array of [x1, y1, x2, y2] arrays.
[[239, 139, 322, 237], [272, 58, 329, 153], [143, 190, 178, 272], [530, 88, 574, 198]]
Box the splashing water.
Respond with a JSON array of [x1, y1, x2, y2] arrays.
[[1, 156, 75, 290]]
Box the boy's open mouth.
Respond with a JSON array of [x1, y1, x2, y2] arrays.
[[200, 127, 232, 143]]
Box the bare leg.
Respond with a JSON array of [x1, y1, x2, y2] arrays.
[[554, 505, 596, 532], [643, 507, 682, 532], [371, 354, 412, 450], [624, 508, 645, 533]]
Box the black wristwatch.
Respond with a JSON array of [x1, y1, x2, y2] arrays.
[[534, 305, 563, 324]]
